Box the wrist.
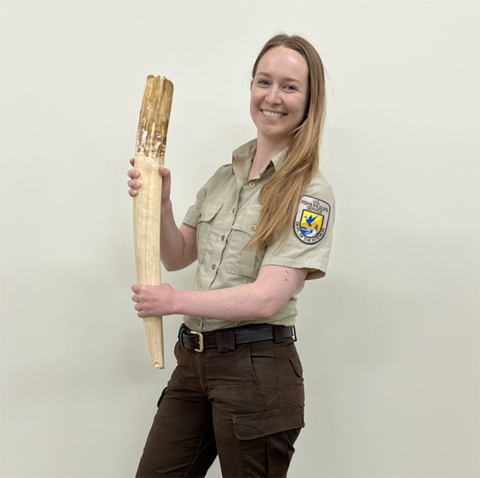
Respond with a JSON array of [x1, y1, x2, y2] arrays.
[[162, 197, 172, 209], [169, 288, 181, 315]]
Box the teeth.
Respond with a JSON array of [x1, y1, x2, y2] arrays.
[[263, 110, 285, 117]]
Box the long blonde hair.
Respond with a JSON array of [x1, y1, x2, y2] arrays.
[[247, 34, 326, 250]]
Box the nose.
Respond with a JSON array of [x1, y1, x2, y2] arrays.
[[265, 85, 281, 105]]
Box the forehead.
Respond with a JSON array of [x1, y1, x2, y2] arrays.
[[256, 46, 308, 82]]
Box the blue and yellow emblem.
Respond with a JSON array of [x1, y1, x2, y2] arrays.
[[300, 210, 324, 238], [294, 195, 331, 244]]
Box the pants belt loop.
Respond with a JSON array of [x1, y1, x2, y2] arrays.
[[273, 325, 285, 344], [178, 324, 187, 346], [292, 325, 297, 342], [216, 329, 236, 353]]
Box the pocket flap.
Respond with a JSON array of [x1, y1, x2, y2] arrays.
[[198, 198, 223, 223], [229, 205, 262, 235], [232, 405, 304, 440]]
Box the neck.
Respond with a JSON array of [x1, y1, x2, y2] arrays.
[[249, 135, 289, 179]]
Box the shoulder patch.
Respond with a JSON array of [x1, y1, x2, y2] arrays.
[[294, 195, 331, 245]]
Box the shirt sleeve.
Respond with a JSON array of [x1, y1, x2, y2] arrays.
[[183, 184, 207, 228], [261, 175, 335, 280]]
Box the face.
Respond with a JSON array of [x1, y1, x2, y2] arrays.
[[250, 46, 309, 147]]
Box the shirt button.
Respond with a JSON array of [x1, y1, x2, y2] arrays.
[[232, 207, 235, 213], [211, 264, 216, 270], [249, 182, 255, 188], [251, 225, 257, 231], [221, 235, 225, 241]]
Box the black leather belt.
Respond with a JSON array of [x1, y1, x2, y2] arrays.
[[178, 324, 296, 352]]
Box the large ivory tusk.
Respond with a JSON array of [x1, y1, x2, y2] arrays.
[[133, 75, 174, 369]]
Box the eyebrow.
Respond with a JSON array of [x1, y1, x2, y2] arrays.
[[255, 72, 303, 84]]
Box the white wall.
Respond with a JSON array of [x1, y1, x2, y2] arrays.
[[1, 1, 478, 477]]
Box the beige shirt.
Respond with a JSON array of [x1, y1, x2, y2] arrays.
[[182, 139, 335, 332]]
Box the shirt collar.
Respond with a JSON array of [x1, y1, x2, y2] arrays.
[[232, 139, 288, 173]]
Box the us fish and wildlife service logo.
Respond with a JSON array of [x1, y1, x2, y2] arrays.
[[294, 196, 331, 244]]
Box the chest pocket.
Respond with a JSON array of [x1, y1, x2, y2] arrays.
[[197, 198, 223, 263], [225, 206, 265, 278]]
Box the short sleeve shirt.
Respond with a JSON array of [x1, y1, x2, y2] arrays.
[[182, 139, 335, 332]]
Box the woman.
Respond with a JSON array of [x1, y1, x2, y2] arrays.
[[128, 34, 335, 478]]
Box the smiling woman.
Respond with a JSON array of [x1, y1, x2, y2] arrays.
[[250, 46, 309, 150], [128, 33, 335, 478]]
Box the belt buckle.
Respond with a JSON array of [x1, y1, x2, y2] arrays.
[[190, 330, 204, 352]]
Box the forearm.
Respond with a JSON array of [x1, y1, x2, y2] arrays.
[[160, 199, 196, 271], [171, 284, 278, 321], [170, 265, 307, 321]]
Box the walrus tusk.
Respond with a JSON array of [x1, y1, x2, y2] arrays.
[[133, 75, 174, 369]]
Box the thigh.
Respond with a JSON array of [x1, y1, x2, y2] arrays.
[[209, 339, 305, 478], [136, 343, 217, 478]]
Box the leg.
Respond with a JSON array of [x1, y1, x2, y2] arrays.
[[207, 338, 305, 477], [136, 343, 217, 478]]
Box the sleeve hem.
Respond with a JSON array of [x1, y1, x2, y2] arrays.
[[182, 213, 199, 228], [261, 257, 327, 280]]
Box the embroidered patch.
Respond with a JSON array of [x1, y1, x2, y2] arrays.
[[294, 195, 331, 244]]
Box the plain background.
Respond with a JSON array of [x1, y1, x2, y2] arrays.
[[1, 1, 479, 477]]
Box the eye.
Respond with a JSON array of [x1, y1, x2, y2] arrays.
[[257, 79, 270, 86], [285, 85, 298, 91]]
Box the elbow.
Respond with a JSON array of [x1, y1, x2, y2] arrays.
[[162, 256, 197, 272], [161, 258, 181, 272], [257, 296, 284, 320]]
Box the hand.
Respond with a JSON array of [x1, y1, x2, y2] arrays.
[[127, 158, 140, 197], [131, 283, 175, 318], [127, 158, 172, 202]]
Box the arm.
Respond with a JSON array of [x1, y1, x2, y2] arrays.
[[132, 264, 308, 321], [159, 198, 197, 271], [128, 161, 197, 271]]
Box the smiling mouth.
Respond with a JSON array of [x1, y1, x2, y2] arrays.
[[262, 110, 286, 118]]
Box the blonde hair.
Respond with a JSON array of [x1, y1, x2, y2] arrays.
[[247, 34, 327, 250]]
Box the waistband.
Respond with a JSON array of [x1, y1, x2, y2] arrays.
[[178, 323, 296, 353]]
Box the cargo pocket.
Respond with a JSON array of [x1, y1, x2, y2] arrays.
[[196, 198, 223, 263], [232, 406, 304, 477], [232, 405, 304, 440]]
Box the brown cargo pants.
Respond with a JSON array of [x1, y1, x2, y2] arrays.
[[135, 327, 305, 477]]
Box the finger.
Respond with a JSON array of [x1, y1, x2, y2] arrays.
[[132, 284, 141, 293], [128, 189, 138, 197], [130, 158, 135, 167], [128, 168, 140, 179], [128, 179, 140, 189]]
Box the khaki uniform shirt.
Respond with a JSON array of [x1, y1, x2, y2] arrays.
[[183, 139, 335, 332]]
